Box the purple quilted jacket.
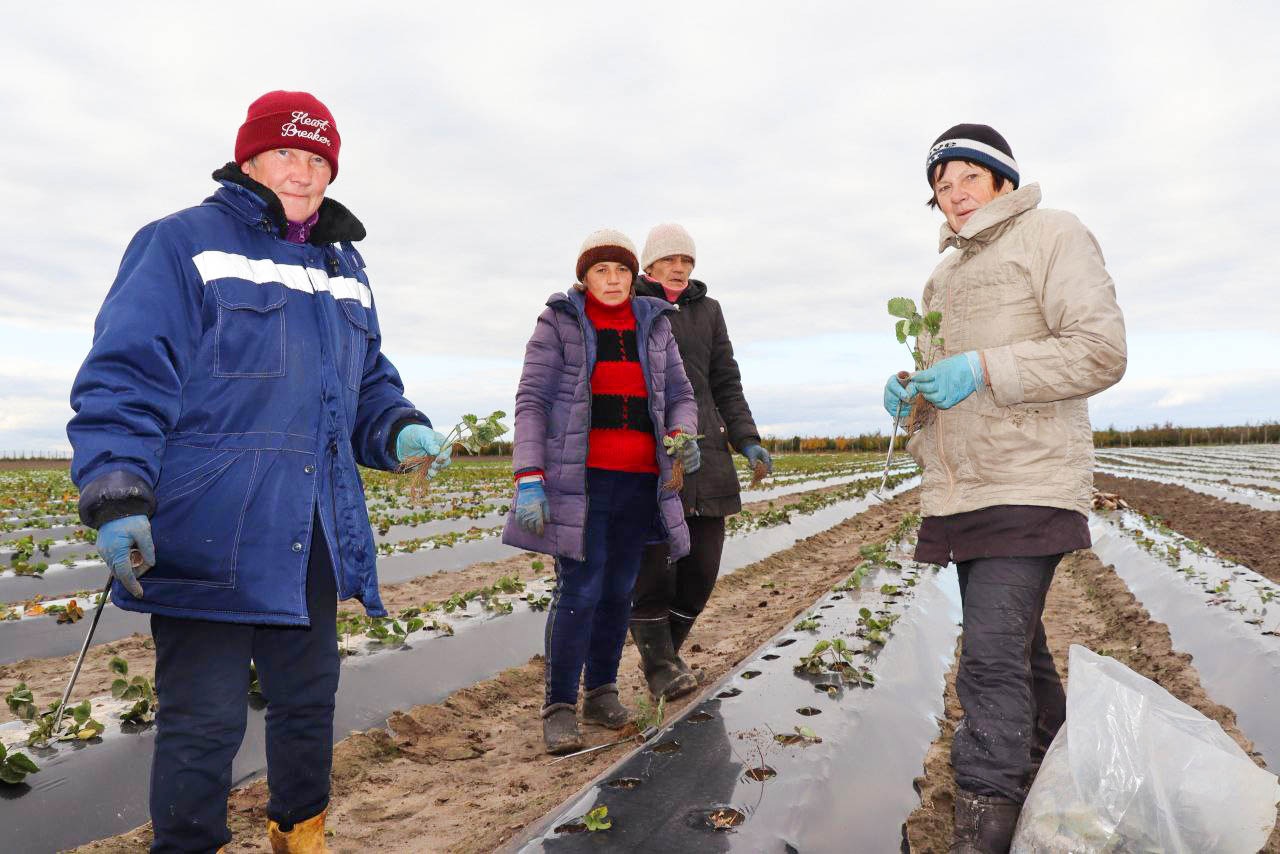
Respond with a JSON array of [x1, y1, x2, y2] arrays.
[[502, 289, 697, 561]]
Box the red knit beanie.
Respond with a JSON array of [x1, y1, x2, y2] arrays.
[[235, 91, 341, 180]]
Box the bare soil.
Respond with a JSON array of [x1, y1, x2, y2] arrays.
[[0, 459, 71, 471], [903, 548, 1280, 852], [73, 490, 921, 853], [1095, 472, 1280, 582]]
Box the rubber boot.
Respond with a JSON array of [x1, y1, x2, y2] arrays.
[[950, 789, 1020, 854], [541, 702, 584, 755], [668, 612, 705, 684], [629, 619, 697, 700], [267, 808, 328, 853], [582, 683, 632, 729]]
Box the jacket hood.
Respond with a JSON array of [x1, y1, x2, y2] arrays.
[[210, 162, 367, 245], [938, 183, 1042, 252], [635, 274, 707, 304]]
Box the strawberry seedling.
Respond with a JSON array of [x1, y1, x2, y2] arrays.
[[661, 430, 705, 492], [0, 743, 40, 785]]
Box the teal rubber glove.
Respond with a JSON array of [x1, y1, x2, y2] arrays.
[[96, 515, 155, 598], [515, 479, 550, 535], [883, 374, 918, 419], [912, 352, 984, 410], [395, 424, 452, 477], [742, 444, 773, 475]]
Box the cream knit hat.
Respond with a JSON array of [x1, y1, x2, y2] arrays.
[[576, 228, 639, 282], [641, 223, 697, 271]]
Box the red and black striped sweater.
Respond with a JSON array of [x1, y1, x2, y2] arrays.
[[583, 292, 659, 474]]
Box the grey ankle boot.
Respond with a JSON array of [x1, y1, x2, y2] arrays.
[[630, 619, 698, 700], [582, 684, 632, 729], [950, 788, 1021, 854], [541, 703, 584, 755]]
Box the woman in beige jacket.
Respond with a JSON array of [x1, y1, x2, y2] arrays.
[[883, 123, 1126, 853]]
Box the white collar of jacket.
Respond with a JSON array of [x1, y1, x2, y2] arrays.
[[937, 183, 1042, 253]]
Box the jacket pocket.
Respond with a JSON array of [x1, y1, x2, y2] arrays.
[[965, 403, 1066, 486], [339, 299, 372, 392], [149, 444, 260, 587], [212, 280, 287, 378]]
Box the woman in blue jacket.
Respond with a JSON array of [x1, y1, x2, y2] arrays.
[[68, 91, 446, 853]]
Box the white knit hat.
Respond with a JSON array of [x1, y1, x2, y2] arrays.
[[641, 223, 697, 271], [576, 228, 638, 282]]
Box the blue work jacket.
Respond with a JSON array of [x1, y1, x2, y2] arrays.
[[67, 167, 427, 625]]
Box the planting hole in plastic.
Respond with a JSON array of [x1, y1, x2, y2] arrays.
[[761, 654, 780, 661], [775, 638, 797, 647], [831, 594, 844, 600], [797, 706, 822, 716], [651, 739, 682, 754], [741, 670, 762, 680], [717, 687, 742, 698], [607, 777, 642, 790], [814, 682, 841, 696], [820, 604, 835, 610], [691, 806, 747, 832], [687, 710, 714, 723], [744, 765, 777, 782], [554, 820, 589, 834]]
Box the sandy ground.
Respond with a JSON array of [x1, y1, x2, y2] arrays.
[[72, 490, 920, 852], [0, 480, 854, 724], [1095, 471, 1280, 581], [903, 547, 1280, 852]]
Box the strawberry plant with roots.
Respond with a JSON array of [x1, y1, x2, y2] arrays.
[[27, 699, 105, 747], [662, 430, 704, 492], [399, 410, 509, 499], [888, 297, 944, 432]]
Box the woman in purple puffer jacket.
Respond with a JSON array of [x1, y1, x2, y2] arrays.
[[503, 228, 700, 754]]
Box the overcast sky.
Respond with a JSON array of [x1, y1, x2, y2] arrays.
[[2, 1, 1277, 453]]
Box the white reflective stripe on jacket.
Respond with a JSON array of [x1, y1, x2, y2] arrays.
[[907, 184, 1127, 518]]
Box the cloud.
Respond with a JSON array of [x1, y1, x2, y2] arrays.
[[2, 1, 1278, 450]]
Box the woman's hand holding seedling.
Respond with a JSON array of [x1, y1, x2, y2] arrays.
[[742, 444, 772, 485], [883, 374, 917, 420], [396, 424, 453, 477], [662, 429, 703, 491], [96, 515, 154, 598], [912, 352, 985, 410]]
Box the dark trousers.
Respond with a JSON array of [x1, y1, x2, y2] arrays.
[[951, 554, 1065, 803], [631, 515, 726, 624], [544, 469, 657, 707], [149, 520, 339, 853]]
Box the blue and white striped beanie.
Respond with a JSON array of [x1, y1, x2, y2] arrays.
[[926, 123, 1019, 189]]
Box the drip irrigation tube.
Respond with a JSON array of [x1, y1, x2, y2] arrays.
[[510, 562, 961, 852], [1090, 513, 1280, 766]]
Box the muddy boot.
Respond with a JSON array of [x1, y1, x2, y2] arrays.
[[950, 789, 1020, 854], [542, 703, 584, 755], [630, 619, 697, 700], [582, 683, 632, 729], [668, 613, 705, 684], [267, 808, 328, 853]]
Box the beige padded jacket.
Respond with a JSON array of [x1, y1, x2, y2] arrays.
[[906, 184, 1127, 517]]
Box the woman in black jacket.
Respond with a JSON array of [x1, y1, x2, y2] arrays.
[[629, 223, 772, 698]]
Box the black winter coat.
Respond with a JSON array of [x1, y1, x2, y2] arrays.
[[634, 276, 761, 517]]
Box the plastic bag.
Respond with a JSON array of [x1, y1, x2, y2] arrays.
[[1013, 645, 1279, 853]]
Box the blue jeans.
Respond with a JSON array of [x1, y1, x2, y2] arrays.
[[149, 518, 339, 853], [544, 468, 658, 707]]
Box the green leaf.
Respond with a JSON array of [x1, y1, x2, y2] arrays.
[[109, 656, 128, 677], [887, 297, 917, 319], [796, 725, 819, 740], [583, 805, 612, 832], [111, 678, 129, 699], [923, 311, 943, 335], [907, 317, 922, 337], [7, 752, 39, 774], [894, 319, 908, 344]]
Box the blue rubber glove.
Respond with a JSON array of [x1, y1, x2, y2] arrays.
[[515, 479, 550, 536], [395, 423, 452, 477], [742, 444, 773, 475], [883, 374, 918, 419], [912, 352, 985, 410], [96, 515, 155, 598]]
